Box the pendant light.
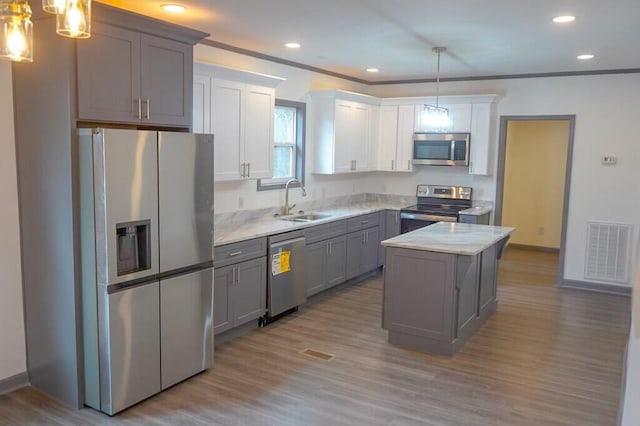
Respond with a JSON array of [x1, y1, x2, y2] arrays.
[[0, 0, 33, 62], [42, 0, 91, 38], [423, 46, 451, 132], [42, 0, 64, 14], [56, 0, 91, 38]]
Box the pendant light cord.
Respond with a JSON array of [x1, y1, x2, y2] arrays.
[[434, 47, 445, 109]]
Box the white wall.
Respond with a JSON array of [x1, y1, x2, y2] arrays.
[[0, 62, 26, 382], [369, 74, 640, 287]]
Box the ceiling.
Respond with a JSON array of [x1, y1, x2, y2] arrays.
[[97, 0, 640, 83]]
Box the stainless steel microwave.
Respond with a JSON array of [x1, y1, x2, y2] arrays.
[[412, 132, 470, 166]]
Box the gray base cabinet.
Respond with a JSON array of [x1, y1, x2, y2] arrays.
[[305, 235, 347, 296], [346, 212, 380, 280], [459, 212, 490, 225], [379, 210, 400, 267], [346, 227, 380, 280], [214, 256, 267, 335], [383, 239, 506, 356], [213, 237, 267, 335]]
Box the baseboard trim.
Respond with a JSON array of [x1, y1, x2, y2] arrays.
[[0, 372, 29, 395], [508, 243, 560, 253], [560, 279, 632, 296]]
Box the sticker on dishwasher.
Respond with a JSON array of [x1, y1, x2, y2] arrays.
[[272, 250, 291, 275]]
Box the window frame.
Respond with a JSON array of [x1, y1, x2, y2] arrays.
[[257, 99, 306, 191]]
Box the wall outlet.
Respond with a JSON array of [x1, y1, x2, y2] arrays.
[[602, 155, 618, 165]]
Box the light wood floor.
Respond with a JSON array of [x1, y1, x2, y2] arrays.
[[0, 247, 631, 425]]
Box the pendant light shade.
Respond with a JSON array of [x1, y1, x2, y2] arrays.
[[56, 0, 91, 38], [0, 0, 33, 62], [423, 46, 451, 132], [42, 0, 65, 14]]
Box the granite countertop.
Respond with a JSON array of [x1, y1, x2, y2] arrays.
[[214, 199, 408, 246], [381, 222, 514, 255]]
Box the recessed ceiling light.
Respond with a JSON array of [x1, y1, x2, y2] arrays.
[[285, 42, 301, 49], [366, 68, 379, 73], [553, 15, 575, 23], [577, 54, 594, 60], [162, 4, 186, 13]]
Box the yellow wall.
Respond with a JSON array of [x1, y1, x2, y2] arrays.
[[502, 120, 570, 249]]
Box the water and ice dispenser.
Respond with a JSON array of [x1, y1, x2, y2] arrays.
[[116, 220, 151, 276]]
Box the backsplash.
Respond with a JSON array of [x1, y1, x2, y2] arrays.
[[213, 193, 416, 227]]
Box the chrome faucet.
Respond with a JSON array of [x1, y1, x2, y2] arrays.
[[282, 178, 307, 215]]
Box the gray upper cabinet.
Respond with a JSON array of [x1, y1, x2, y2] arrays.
[[77, 23, 141, 124], [76, 4, 207, 128], [78, 23, 193, 127]]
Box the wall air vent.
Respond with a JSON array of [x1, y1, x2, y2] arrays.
[[584, 221, 632, 284]]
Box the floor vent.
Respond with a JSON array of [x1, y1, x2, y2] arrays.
[[584, 221, 632, 284], [299, 348, 335, 361]]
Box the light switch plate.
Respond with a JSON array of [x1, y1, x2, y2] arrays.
[[602, 155, 618, 165]]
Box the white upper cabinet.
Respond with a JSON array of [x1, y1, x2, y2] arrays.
[[469, 102, 494, 175], [377, 105, 399, 172], [193, 63, 283, 181], [311, 91, 379, 174], [376, 104, 414, 172], [192, 74, 210, 134]]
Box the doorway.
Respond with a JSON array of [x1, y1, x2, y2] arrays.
[[495, 115, 575, 286]]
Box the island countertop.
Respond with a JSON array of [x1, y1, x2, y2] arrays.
[[381, 222, 515, 255]]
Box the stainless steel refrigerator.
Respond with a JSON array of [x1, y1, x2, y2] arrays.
[[78, 128, 214, 415]]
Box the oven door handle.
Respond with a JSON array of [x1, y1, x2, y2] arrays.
[[400, 212, 457, 223]]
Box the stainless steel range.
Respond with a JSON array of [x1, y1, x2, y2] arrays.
[[400, 184, 472, 233]]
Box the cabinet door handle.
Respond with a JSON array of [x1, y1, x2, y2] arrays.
[[407, 159, 411, 170], [329, 241, 332, 256], [247, 162, 250, 177], [326, 242, 329, 257], [395, 211, 399, 225], [240, 163, 245, 177], [145, 98, 150, 120], [231, 267, 236, 284], [361, 220, 369, 225], [354, 160, 357, 170], [391, 160, 394, 170], [136, 97, 142, 120], [236, 267, 240, 284], [366, 231, 369, 243], [229, 251, 242, 257], [362, 232, 365, 244]]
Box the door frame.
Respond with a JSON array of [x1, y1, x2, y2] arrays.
[[494, 115, 576, 286]]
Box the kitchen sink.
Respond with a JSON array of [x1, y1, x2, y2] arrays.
[[280, 213, 332, 222]]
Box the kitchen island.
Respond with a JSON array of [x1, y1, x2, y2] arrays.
[[381, 222, 514, 356]]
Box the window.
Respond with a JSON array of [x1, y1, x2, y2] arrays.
[[258, 99, 306, 191]]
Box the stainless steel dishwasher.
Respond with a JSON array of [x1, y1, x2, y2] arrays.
[[264, 230, 306, 323]]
